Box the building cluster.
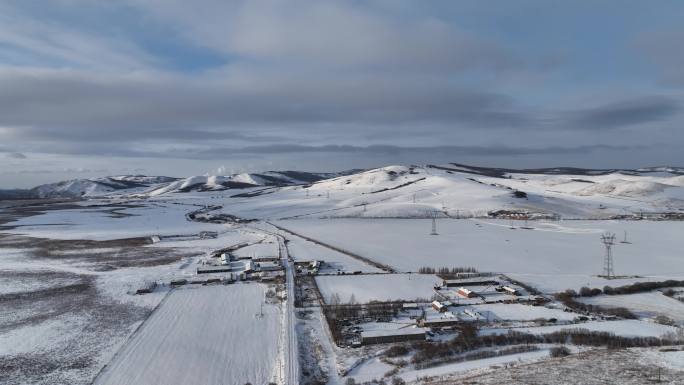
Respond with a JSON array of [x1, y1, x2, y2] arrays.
[[340, 275, 546, 346]]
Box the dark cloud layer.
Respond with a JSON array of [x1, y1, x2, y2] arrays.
[[1, 0, 684, 187], [569, 97, 679, 130]]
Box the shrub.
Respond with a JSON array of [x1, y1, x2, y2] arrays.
[[550, 346, 571, 357], [579, 286, 602, 297], [655, 315, 675, 326], [384, 345, 410, 358]]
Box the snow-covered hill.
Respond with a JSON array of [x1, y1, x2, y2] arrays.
[[145, 171, 341, 196], [2, 171, 344, 199], [30, 176, 180, 198], [188, 163, 684, 220], [4, 163, 684, 219]]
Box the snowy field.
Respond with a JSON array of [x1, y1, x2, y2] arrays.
[[427, 347, 684, 385], [232, 240, 279, 259], [482, 319, 679, 338], [469, 303, 578, 322], [278, 218, 684, 292], [316, 274, 440, 304], [285, 236, 382, 273], [580, 292, 684, 322], [5, 200, 225, 240], [94, 284, 280, 385]]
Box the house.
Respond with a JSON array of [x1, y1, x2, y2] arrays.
[[432, 300, 447, 312], [220, 253, 230, 265], [360, 328, 426, 345], [457, 287, 477, 298]]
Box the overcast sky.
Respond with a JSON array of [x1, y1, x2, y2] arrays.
[[1, 0, 684, 188]]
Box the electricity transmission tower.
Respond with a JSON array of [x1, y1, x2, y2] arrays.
[[429, 210, 439, 235], [601, 233, 616, 278]]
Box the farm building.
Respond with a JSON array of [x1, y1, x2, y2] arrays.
[[255, 261, 283, 272], [443, 279, 498, 287], [135, 281, 158, 295], [499, 286, 520, 296], [457, 287, 477, 298], [402, 303, 419, 310], [360, 328, 426, 345], [253, 256, 280, 262], [197, 266, 232, 274], [199, 231, 218, 239], [419, 318, 461, 328]]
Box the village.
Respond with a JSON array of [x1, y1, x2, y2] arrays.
[[125, 217, 684, 385]]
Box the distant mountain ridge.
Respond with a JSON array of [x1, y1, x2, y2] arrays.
[[429, 163, 684, 178], [1, 164, 682, 201], [0, 171, 354, 199]]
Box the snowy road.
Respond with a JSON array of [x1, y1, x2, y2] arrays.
[[278, 234, 300, 385]]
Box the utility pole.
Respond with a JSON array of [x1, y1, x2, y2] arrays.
[[620, 230, 630, 244]]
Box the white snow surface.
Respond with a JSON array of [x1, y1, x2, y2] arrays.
[[580, 292, 684, 322], [482, 319, 678, 338], [469, 303, 578, 321], [278, 219, 684, 288], [316, 274, 440, 304], [94, 284, 280, 385], [285, 235, 382, 273]]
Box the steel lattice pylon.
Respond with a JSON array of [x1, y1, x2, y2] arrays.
[[601, 233, 616, 278]]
